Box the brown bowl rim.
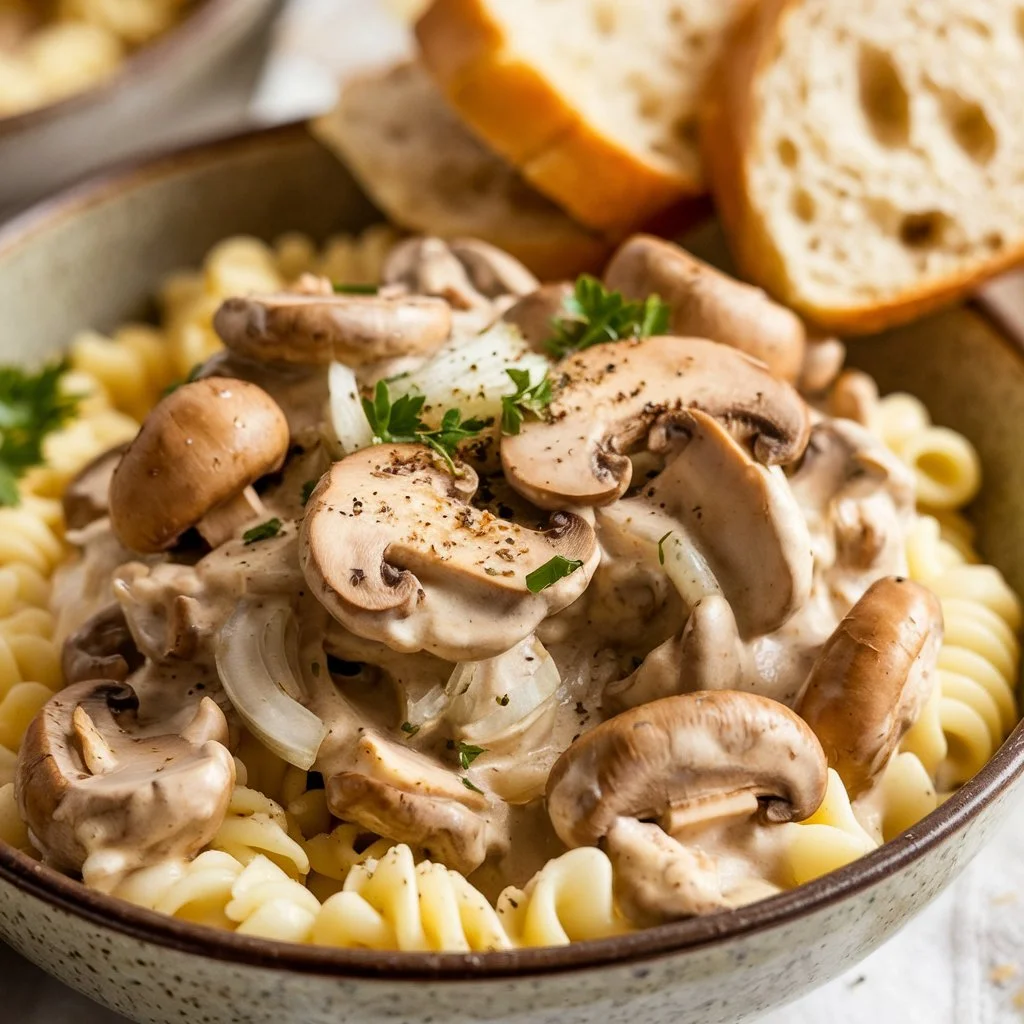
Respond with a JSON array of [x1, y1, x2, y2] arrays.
[[1, 124, 1023, 981], [0, 0, 266, 137]]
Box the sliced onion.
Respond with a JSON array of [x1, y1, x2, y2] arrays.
[[216, 602, 327, 770], [328, 362, 374, 456], [661, 532, 722, 607]]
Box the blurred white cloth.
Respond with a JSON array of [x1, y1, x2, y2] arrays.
[[6, 2, 1024, 1021]]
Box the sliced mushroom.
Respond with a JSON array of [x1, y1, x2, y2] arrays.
[[300, 444, 598, 661], [15, 680, 234, 885], [447, 239, 540, 298], [501, 282, 573, 350], [382, 236, 485, 310], [213, 289, 452, 366], [62, 444, 126, 532], [108, 378, 289, 553], [61, 604, 144, 686], [604, 235, 806, 383], [546, 690, 827, 850], [828, 369, 880, 428], [797, 576, 943, 796], [798, 336, 847, 396], [501, 336, 811, 509]]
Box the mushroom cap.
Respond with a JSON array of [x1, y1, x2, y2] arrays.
[[501, 335, 811, 509], [797, 576, 943, 796], [15, 680, 234, 876], [61, 604, 143, 686], [604, 235, 807, 383], [108, 377, 289, 553], [501, 282, 573, 350], [213, 290, 452, 366], [546, 690, 827, 849], [62, 443, 126, 531], [300, 444, 598, 661]]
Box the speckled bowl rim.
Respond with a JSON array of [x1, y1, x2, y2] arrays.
[[0, 0, 259, 137], [2, 124, 1024, 982]]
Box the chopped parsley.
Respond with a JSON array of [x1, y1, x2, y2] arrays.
[[456, 742, 486, 769], [400, 721, 420, 738], [500, 368, 553, 435], [0, 359, 78, 506], [461, 777, 484, 795], [525, 555, 584, 593], [332, 282, 378, 294], [242, 518, 282, 544], [300, 479, 318, 506], [657, 531, 674, 566], [163, 362, 204, 396], [361, 379, 488, 473], [546, 275, 670, 358]]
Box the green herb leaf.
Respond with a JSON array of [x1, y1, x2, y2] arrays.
[[332, 282, 378, 294], [456, 741, 487, 769], [163, 362, 204, 396], [400, 721, 420, 737], [242, 518, 282, 544], [300, 479, 318, 506], [546, 275, 670, 357], [360, 380, 487, 472], [526, 555, 584, 593], [461, 776, 484, 795], [0, 360, 78, 507], [657, 530, 674, 566], [500, 368, 554, 435], [496, 693, 510, 707]]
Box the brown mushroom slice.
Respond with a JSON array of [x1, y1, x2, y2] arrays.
[[108, 378, 289, 554], [326, 733, 502, 874], [598, 409, 813, 637], [501, 282, 573, 350], [604, 235, 806, 383], [446, 238, 539, 298], [546, 690, 827, 850], [15, 680, 234, 884], [501, 336, 811, 509], [213, 290, 452, 367], [797, 576, 944, 796], [62, 444, 126, 532], [798, 336, 847, 396], [300, 444, 598, 661], [61, 604, 144, 686]]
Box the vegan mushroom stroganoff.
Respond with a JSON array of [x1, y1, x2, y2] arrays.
[[0, 228, 1019, 949]]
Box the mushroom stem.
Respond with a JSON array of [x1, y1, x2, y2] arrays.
[[196, 485, 266, 548], [72, 706, 118, 775], [662, 790, 760, 835]]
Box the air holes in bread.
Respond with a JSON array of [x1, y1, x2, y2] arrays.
[[593, 2, 617, 35], [858, 44, 910, 147], [777, 138, 798, 167], [899, 211, 954, 249], [941, 91, 997, 164], [1017, 6, 1024, 41], [792, 188, 816, 223]]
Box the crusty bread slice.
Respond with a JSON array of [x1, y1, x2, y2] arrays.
[[701, 0, 1024, 334], [415, 0, 750, 233], [312, 61, 608, 279]]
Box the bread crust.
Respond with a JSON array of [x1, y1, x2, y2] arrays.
[[416, 0, 701, 233], [700, 0, 1024, 335]]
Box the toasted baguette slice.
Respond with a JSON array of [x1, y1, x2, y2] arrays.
[[312, 61, 608, 280], [702, 0, 1024, 334], [415, 0, 750, 233]]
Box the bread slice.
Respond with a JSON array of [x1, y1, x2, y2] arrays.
[[415, 0, 750, 233], [312, 61, 608, 280], [701, 0, 1024, 334]]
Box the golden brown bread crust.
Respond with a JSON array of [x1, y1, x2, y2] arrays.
[[415, 0, 699, 233], [700, 0, 1024, 335]]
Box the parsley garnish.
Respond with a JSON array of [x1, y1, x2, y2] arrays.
[[525, 555, 584, 593], [242, 518, 282, 544], [0, 360, 78, 506], [163, 362, 204, 396], [547, 275, 670, 357], [461, 777, 484, 795], [500, 368, 553, 435], [496, 694, 510, 707], [332, 282, 378, 294], [456, 742, 486, 769], [400, 721, 420, 737], [657, 531, 674, 566], [361, 380, 488, 473], [300, 479, 317, 506]]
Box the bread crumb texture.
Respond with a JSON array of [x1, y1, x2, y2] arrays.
[[746, 0, 1024, 317]]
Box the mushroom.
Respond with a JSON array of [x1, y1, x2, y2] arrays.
[[798, 336, 847, 396], [547, 691, 827, 849], [828, 369, 880, 428], [797, 576, 943, 797], [501, 282, 573, 350], [61, 604, 144, 686], [108, 377, 289, 553], [300, 444, 598, 661], [500, 336, 811, 510], [15, 680, 235, 886], [61, 444, 126, 531], [213, 289, 452, 366], [603, 235, 806, 383]]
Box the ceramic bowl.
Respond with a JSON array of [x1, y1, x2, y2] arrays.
[[0, 125, 1023, 1024], [0, 0, 283, 217]]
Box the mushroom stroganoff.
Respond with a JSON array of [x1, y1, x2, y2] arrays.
[[0, 230, 1019, 950]]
